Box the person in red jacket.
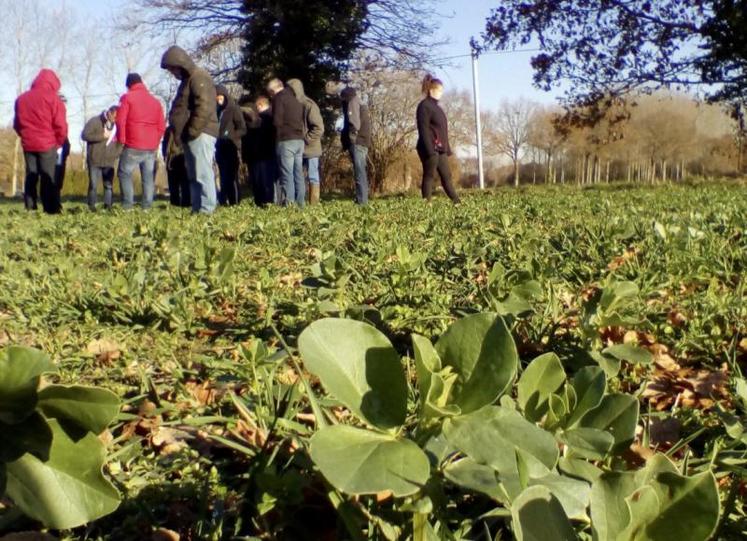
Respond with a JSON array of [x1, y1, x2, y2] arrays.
[[116, 73, 166, 209], [13, 69, 68, 214]]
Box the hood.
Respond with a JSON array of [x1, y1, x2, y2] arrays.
[[31, 69, 61, 93], [160, 46, 196, 74], [215, 85, 235, 109], [340, 86, 357, 103], [287, 79, 306, 101]]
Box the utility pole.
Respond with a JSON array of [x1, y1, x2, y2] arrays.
[[472, 48, 485, 189]]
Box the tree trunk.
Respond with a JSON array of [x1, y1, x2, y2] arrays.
[[513, 158, 520, 187], [10, 137, 21, 197]]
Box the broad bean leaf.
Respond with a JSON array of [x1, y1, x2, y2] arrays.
[[603, 344, 653, 365], [567, 366, 606, 428], [5, 419, 120, 529], [309, 425, 430, 497], [299, 318, 407, 429], [517, 353, 566, 422], [443, 457, 506, 503], [0, 346, 57, 423], [559, 427, 614, 460], [37, 385, 120, 434], [511, 485, 578, 541], [435, 313, 518, 414], [579, 394, 639, 451]]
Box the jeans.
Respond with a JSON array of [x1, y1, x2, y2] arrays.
[[276, 139, 305, 206], [216, 141, 240, 206], [87, 165, 114, 210], [305, 157, 320, 185], [184, 133, 218, 214], [167, 154, 191, 208], [421, 152, 460, 203], [24, 149, 60, 214], [118, 147, 156, 209], [251, 160, 276, 206], [349, 144, 369, 205]]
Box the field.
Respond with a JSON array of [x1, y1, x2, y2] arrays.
[[1, 182, 746, 540]]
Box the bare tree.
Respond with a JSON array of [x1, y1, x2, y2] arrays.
[[487, 99, 537, 187]]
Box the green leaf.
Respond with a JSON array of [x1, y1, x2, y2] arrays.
[[413, 333, 441, 400], [559, 427, 614, 460], [0, 346, 57, 423], [579, 394, 639, 451], [444, 406, 558, 476], [511, 485, 578, 541], [567, 366, 606, 428], [37, 385, 120, 434], [590, 472, 638, 541], [529, 473, 591, 521], [1, 411, 53, 463], [603, 344, 653, 365], [299, 318, 407, 429], [590, 351, 621, 379], [435, 313, 518, 414], [642, 471, 720, 541], [620, 485, 661, 541], [558, 457, 602, 484], [517, 353, 566, 422], [412, 334, 460, 418], [309, 425, 429, 497], [443, 458, 506, 503], [5, 418, 120, 529]]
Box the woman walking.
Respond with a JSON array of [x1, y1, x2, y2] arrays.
[[416, 74, 460, 203]]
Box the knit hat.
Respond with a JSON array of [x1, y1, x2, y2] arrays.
[[125, 73, 142, 88]]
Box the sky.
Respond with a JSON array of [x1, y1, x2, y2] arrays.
[[2, 0, 561, 149]]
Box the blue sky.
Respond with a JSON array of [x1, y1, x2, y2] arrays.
[[75, 0, 561, 110]]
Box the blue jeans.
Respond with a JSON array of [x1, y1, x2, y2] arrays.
[[305, 157, 320, 185], [118, 147, 156, 209], [184, 134, 218, 214], [349, 145, 369, 205], [88, 165, 114, 210], [276, 139, 305, 206]]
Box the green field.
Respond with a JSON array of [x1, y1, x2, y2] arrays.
[[1, 183, 746, 540]]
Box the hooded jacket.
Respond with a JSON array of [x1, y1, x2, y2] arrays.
[[243, 106, 276, 164], [340, 87, 371, 149], [116, 82, 166, 151], [161, 46, 219, 142], [13, 69, 68, 153], [81, 111, 121, 167], [271, 86, 305, 142], [416, 96, 451, 158], [286, 79, 324, 158], [215, 85, 247, 153]]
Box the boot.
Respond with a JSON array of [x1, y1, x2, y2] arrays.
[[310, 183, 320, 205]]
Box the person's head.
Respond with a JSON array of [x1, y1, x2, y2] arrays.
[[422, 74, 444, 100], [266, 78, 284, 96], [256, 95, 270, 113], [125, 73, 142, 89], [160, 46, 195, 81], [215, 85, 229, 107], [217, 94, 226, 106], [105, 105, 118, 122]]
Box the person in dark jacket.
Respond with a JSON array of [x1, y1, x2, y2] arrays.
[[13, 68, 68, 214], [416, 74, 460, 204], [267, 78, 305, 207], [243, 96, 278, 206], [116, 73, 166, 210], [215, 85, 247, 206], [81, 105, 121, 210], [287, 79, 324, 204], [161, 45, 220, 214], [162, 126, 190, 208], [340, 87, 371, 205]]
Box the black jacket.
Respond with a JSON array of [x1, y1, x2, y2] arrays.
[[416, 96, 451, 158], [215, 85, 247, 154], [341, 87, 371, 149], [81, 113, 120, 168], [161, 46, 219, 142], [272, 87, 304, 142], [244, 108, 276, 164]]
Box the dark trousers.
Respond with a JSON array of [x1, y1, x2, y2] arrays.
[[88, 165, 115, 210], [251, 160, 277, 207], [24, 149, 61, 214], [421, 152, 460, 203], [167, 154, 191, 208], [217, 146, 240, 206]]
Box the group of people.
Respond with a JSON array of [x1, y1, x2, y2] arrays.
[[14, 45, 460, 215]]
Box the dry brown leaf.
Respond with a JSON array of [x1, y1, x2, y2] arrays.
[[86, 337, 122, 364], [152, 528, 180, 541]]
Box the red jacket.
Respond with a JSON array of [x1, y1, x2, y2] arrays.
[[116, 83, 166, 151], [13, 69, 68, 153]]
